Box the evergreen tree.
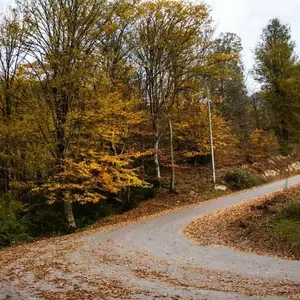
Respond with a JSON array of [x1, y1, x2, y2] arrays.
[[254, 18, 297, 147]]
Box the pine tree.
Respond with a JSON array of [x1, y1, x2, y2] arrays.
[[254, 18, 297, 147]]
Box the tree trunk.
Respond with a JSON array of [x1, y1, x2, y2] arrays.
[[2, 108, 11, 195], [55, 91, 76, 230], [64, 198, 76, 232], [0, 169, 9, 194], [168, 115, 175, 193], [154, 120, 161, 181], [280, 119, 289, 147], [3, 167, 9, 194], [252, 99, 260, 129]]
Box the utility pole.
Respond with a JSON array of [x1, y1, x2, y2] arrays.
[[207, 94, 216, 184]]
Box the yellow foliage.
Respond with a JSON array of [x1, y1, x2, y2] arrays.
[[249, 129, 279, 158], [175, 93, 236, 158], [82, 90, 145, 153], [41, 152, 149, 204]]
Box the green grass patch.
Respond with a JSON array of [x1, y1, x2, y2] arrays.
[[265, 198, 300, 248], [273, 219, 300, 247]]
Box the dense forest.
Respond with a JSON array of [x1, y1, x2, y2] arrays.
[[1, 0, 300, 245]]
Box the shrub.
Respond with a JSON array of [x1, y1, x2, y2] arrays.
[[282, 201, 300, 220], [279, 144, 293, 156], [122, 186, 156, 210], [27, 202, 67, 236], [0, 197, 32, 247], [224, 168, 265, 190]]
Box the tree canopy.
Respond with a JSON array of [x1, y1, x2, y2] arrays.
[[1, 0, 300, 237]]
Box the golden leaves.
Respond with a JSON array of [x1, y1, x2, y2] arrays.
[[174, 97, 237, 158], [249, 129, 278, 158], [41, 151, 149, 205]]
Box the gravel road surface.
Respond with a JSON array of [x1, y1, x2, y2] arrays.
[[1, 176, 300, 299]]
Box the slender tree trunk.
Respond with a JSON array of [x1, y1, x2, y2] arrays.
[[154, 119, 161, 181], [127, 187, 131, 206], [168, 115, 175, 193], [54, 91, 77, 231], [60, 148, 77, 231], [111, 131, 117, 155], [252, 100, 260, 129], [280, 119, 289, 147], [3, 166, 9, 194], [64, 193, 76, 232], [2, 93, 12, 196], [0, 168, 9, 195]]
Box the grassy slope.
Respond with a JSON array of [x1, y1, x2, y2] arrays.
[[184, 185, 300, 260]]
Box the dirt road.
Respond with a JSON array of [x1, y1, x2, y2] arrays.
[[1, 176, 300, 299]]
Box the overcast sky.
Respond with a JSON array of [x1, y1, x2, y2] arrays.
[[206, 0, 300, 92]]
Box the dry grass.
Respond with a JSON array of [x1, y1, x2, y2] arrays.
[[133, 267, 300, 298], [184, 184, 300, 260]]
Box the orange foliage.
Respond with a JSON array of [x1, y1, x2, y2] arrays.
[[175, 94, 237, 159], [249, 129, 279, 158]]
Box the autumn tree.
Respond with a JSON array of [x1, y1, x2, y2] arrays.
[[0, 10, 26, 195], [174, 92, 236, 164], [100, 0, 140, 88], [16, 0, 123, 230], [15, 0, 154, 230], [133, 0, 213, 192], [249, 129, 278, 158]]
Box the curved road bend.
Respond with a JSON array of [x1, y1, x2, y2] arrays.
[[2, 175, 300, 299]]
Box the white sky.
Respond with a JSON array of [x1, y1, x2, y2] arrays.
[[206, 0, 300, 93], [0, 0, 7, 11]]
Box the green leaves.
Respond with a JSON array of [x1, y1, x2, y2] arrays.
[[254, 18, 300, 146]]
